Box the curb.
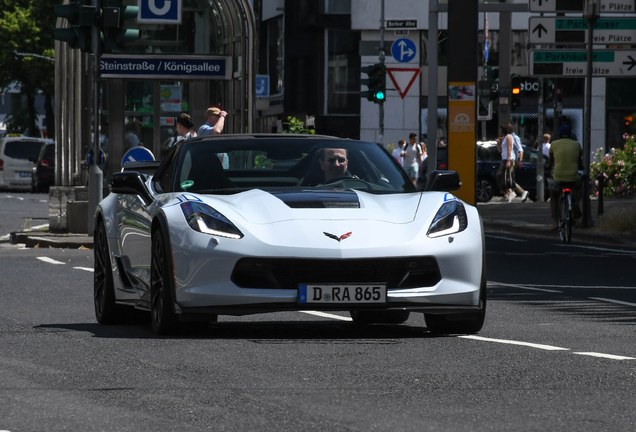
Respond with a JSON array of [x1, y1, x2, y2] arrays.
[[9, 231, 93, 249]]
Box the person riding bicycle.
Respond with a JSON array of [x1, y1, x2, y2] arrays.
[[548, 125, 583, 231]]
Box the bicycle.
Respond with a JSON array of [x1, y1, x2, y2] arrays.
[[556, 183, 576, 244]]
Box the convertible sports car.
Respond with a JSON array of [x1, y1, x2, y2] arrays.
[[94, 134, 486, 335]]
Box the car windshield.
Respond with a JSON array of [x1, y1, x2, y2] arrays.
[[4, 140, 44, 160], [172, 138, 415, 194]]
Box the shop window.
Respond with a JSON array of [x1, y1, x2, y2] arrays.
[[325, 0, 351, 14], [327, 29, 360, 115]]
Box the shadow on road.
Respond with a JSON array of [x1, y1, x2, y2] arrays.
[[35, 319, 444, 341]]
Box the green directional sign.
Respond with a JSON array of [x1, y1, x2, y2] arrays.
[[529, 49, 636, 77], [529, 17, 636, 44], [530, 0, 636, 13]]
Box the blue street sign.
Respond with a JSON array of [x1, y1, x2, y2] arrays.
[[391, 38, 417, 63], [138, 0, 182, 24], [256, 75, 270, 97], [87, 149, 107, 166], [484, 40, 489, 63], [122, 147, 155, 169]]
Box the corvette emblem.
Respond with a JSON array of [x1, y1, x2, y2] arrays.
[[324, 232, 352, 242]]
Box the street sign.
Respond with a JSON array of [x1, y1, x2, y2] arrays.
[[529, 17, 636, 44], [529, 49, 636, 77], [122, 147, 155, 168], [529, 0, 635, 13], [387, 20, 417, 29], [390, 38, 417, 63], [138, 0, 182, 24], [386, 67, 421, 99], [255, 75, 269, 97]]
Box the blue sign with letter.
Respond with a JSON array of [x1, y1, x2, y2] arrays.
[[138, 0, 182, 24], [255, 75, 270, 97], [122, 147, 155, 169], [391, 38, 417, 63]]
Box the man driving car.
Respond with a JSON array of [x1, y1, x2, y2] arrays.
[[318, 148, 349, 183]]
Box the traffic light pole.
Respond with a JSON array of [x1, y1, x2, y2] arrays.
[[582, 1, 598, 228], [88, 0, 103, 233], [378, 0, 385, 147]]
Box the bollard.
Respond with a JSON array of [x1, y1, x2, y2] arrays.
[[596, 174, 604, 216]]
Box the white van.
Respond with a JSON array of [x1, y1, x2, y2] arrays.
[[0, 136, 49, 191]]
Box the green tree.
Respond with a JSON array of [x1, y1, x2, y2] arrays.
[[0, 0, 60, 137]]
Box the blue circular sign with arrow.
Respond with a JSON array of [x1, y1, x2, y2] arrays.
[[391, 38, 417, 63], [122, 146, 155, 169]]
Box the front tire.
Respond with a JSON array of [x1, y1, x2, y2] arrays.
[[151, 229, 178, 335], [94, 221, 124, 324], [424, 256, 487, 335]]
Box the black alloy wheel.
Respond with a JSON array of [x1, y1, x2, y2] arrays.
[[476, 178, 495, 203], [94, 222, 123, 324], [150, 230, 178, 335]]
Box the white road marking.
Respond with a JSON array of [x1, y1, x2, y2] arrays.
[[488, 281, 562, 293], [36, 257, 66, 265], [573, 352, 635, 360], [31, 223, 48, 230], [557, 244, 636, 254], [74, 266, 94, 273], [490, 282, 636, 291], [459, 335, 569, 351], [300, 311, 352, 321], [485, 234, 528, 242], [589, 297, 636, 307]]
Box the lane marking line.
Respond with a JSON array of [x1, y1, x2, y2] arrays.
[[74, 267, 94, 273], [485, 234, 527, 242], [488, 281, 562, 293], [299, 311, 353, 321], [490, 282, 636, 291], [589, 297, 636, 307], [573, 352, 635, 360], [459, 335, 569, 351], [36, 257, 66, 265], [557, 244, 636, 254]]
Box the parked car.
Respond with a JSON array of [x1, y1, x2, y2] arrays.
[[476, 141, 551, 203], [0, 136, 49, 191], [32, 141, 55, 193], [94, 134, 486, 336]]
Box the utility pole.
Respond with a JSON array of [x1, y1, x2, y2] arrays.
[[87, 0, 103, 233], [379, 0, 385, 147], [582, 0, 598, 228]]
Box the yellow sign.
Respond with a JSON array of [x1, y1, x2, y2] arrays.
[[447, 82, 476, 205]]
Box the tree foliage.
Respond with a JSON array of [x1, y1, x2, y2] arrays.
[[0, 0, 60, 136]]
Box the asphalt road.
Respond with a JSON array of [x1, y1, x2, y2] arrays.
[[1, 192, 636, 431]]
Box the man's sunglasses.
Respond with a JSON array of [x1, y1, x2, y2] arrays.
[[326, 157, 347, 164]]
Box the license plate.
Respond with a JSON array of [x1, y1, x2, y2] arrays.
[[19, 172, 32, 178], [298, 284, 386, 304]]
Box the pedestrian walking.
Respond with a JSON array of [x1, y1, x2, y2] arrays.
[[401, 133, 423, 185], [198, 106, 228, 136]]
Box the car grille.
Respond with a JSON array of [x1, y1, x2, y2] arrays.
[[231, 257, 441, 290]]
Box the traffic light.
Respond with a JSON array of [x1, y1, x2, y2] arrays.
[[477, 97, 492, 121], [360, 63, 386, 104], [103, 0, 140, 52], [53, 0, 95, 52], [511, 75, 521, 112]]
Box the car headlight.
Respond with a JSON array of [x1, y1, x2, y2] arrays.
[[181, 202, 243, 239], [427, 200, 468, 238]]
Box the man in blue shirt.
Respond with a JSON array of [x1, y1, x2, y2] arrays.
[[198, 106, 228, 136]]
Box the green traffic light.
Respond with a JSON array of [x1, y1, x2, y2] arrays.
[[374, 91, 385, 102]]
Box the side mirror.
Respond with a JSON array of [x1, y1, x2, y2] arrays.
[[425, 170, 461, 192], [109, 171, 153, 205]]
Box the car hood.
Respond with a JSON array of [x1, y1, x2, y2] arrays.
[[198, 188, 427, 225]]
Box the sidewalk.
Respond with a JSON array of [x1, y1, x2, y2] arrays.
[[478, 194, 636, 247]]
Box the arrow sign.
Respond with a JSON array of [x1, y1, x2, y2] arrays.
[[529, 49, 636, 77], [390, 38, 417, 64], [529, 17, 636, 44], [386, 67, 421, 99]]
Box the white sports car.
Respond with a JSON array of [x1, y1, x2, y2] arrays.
[[94, 134, 486, 335]]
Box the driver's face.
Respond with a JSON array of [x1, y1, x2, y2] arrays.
[[319, 148, 348, 182]]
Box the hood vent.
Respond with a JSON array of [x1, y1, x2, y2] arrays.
[[271, 189, 360, 209]]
